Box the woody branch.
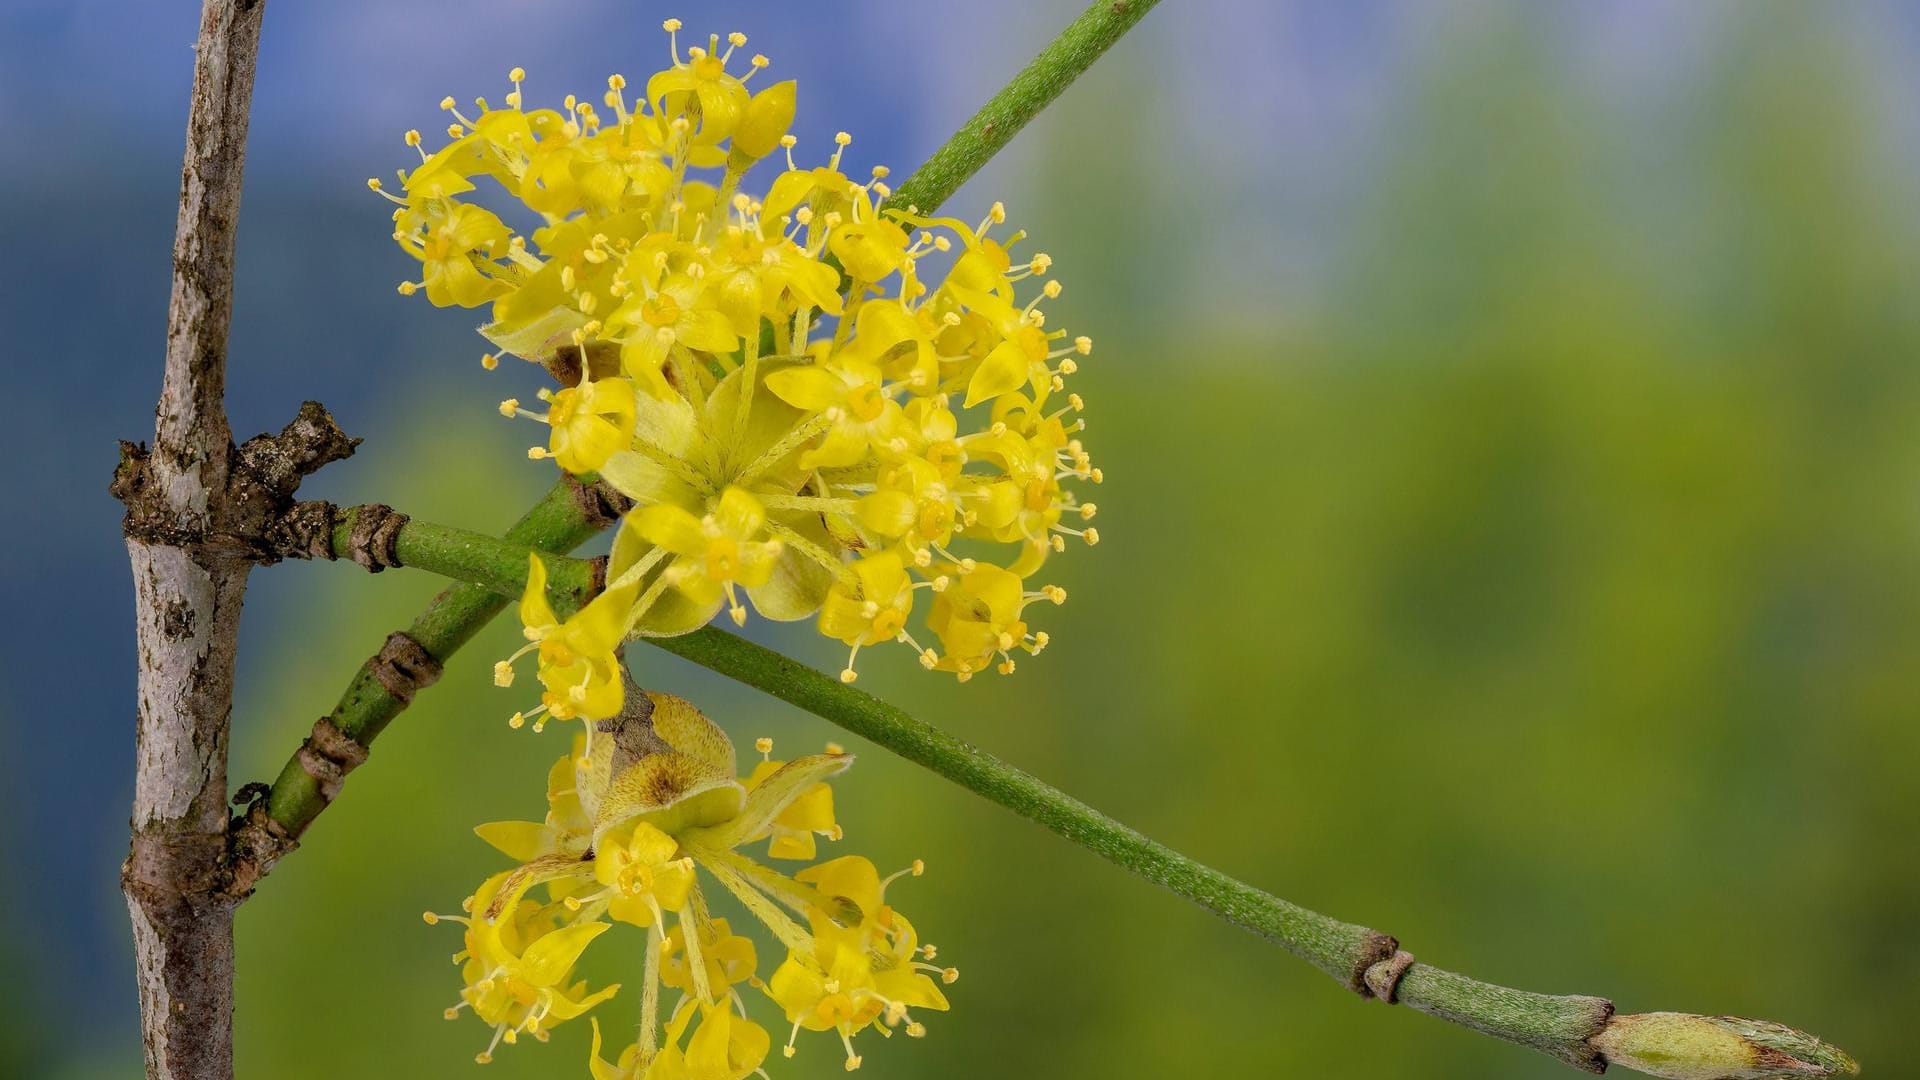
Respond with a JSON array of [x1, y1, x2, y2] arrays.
[[114, 1, 362, 1078]]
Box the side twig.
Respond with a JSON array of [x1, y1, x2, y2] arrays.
[[228, 475, 625, 883]]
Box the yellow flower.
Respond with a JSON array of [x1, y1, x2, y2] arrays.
[[428, 871, 621, 1063], [924, 564, 1050, 679], [502, 375, 639, 474], [496, 554, 637, 728], [816, 551, 934, 683], [384, 21, 1101, 682], [432, 690, 953, 1074], [397, 202, 513, 307], [765, 856, 952, 1068], [595, 821, 697, 928], [742, 739, 842, 857], [762, 354, 907, 470], [608, 274, 740, 399], [631, 486, 785, 627]]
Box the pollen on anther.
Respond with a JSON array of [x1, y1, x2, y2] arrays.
[[755, 736, 774, 754], [508, 66, 527, 83], [498, 398, 520, 418], [480, 353, 499, 370]]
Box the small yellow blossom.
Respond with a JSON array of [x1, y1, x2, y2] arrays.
[[428, 691, 955, 1073], [496, 554, 637, 728], [380, 19, 1100, 684]]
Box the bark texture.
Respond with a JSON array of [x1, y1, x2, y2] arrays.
[[120, 2, 267, 1078]]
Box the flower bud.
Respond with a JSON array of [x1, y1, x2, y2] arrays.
[[1591, 1013, 1858, 1080], [732, 80, 797, 162]]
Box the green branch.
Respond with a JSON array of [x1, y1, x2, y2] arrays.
[[323, 504, 603, 612], [255, 478, 617, 842], [888, 0, 1162, 215]]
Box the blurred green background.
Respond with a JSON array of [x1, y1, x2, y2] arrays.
[[7, 2, 1918, 1077]]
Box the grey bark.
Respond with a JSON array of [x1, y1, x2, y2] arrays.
[[121, 2, 266, 1077]]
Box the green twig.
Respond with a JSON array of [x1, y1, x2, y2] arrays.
[[888, 0, 1163, 215], [324, 504, 603, 613], [250, 477, 618, 849]]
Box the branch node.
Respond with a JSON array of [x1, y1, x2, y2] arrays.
[[294, 716, 370, 801], [265, 500, 337, 560], [1362, 949, 1418, 1004], [567, 473, 632, 529], [348, 504, 409, 571], [369, 631, 443, 704], [236, 400, 359, 499], [1349, 930, 1401, 998], [221, 802, 297, 900]]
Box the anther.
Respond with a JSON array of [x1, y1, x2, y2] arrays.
[[492, 660, 515, 686], [1074, 335, 1093, 355], [498, 398, 520, 418], [755, 736, 774, 754], [422, 911, 439, 925]]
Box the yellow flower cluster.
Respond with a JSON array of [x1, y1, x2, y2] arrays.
[[378, 22, 1101, 722], [426, 694, 954, 1074]]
